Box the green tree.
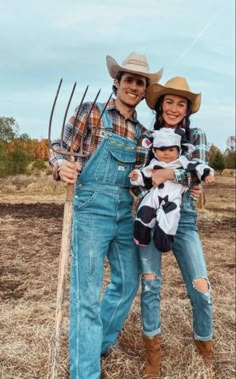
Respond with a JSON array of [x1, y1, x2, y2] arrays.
[[0, 117, 19, 141], [224, 136, 236, 169], [0, 117, 30, 176], [210, 149, 225, 173], [31, 158, 47, 170], [208, 144, 218, 167], [7, 150, 30, 175], [0, 139, 8, 176]]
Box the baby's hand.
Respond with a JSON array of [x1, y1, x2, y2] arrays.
[[129, 170, 138, 181], [204, 175, 215, 184]]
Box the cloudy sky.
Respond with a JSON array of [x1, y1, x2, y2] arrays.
[[0, 0, 235, 150]]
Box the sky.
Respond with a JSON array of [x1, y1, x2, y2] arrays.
[[0, 0, 235, 151]]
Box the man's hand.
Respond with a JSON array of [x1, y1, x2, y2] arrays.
[[151, 168, 175, 187], [59, 161, 81, 184], [189, 184, 203, 199]]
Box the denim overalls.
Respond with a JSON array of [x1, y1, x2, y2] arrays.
[[70, 104, 140, 379]]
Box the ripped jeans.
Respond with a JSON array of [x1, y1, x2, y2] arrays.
[[139, 191, 213, 341]]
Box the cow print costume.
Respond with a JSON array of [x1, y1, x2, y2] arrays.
[[130, 128, 214, 252]]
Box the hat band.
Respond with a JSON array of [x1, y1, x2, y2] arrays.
[[123, 59, 148, 68]]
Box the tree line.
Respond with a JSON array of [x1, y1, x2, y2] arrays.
[[0, 117, 48, 176], [0, 116, 235, 177], [208, 136, 236, 173]]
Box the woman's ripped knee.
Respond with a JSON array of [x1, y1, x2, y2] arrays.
[[193, 277, 210, 293]]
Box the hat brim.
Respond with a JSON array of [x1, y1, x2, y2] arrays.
[[106, 56, 163, 84], [146, 83, 201, 113]]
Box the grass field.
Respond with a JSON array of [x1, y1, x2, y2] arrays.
[[0, 173, 235, 379]]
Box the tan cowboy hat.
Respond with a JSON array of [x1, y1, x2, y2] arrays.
[[106, 52, 163, 84], [145, 76, 201, 113]]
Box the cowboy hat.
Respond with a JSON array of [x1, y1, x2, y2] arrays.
[[145, 76, 201, 113], [106, 52, 163, 84]]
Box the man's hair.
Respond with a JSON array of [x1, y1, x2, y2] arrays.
[[112, 71, 150, 96]]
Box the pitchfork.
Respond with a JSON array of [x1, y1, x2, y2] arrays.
[[47, 79, 112, 379]]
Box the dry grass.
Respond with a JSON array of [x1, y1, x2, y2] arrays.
[[0, 173, 235, 379], [0, 173, 65, 204]]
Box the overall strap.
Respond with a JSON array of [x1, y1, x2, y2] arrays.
[[97, 101, 141, 141], [96, 102, 113, 130]]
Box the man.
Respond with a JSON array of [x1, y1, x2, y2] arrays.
[[49, 52, 163, 379]]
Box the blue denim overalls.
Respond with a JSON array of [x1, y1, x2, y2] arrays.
[[70, 104, 140, 379]]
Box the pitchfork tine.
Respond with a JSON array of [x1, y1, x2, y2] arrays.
[[71, 88, 101, 156], [48, 78, 63, 149], [60, 82, 77, 149], [70, 85, 89, 152], [96, 92, 113, 124], [73, 85, 89, 122], [86, 88, 101, 119], [89, 92, 113, 152]]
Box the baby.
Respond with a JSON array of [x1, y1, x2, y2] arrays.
[[129, 128, 215, 252]]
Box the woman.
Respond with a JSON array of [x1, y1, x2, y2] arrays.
[[140, 77, 214, 378]]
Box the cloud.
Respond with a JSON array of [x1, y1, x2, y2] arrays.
[[173, 14, 218, 66]]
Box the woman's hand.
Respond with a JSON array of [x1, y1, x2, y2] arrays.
[[58, 161, 81, 184], [204, 175, 216, 184], [151, 168, 175, 187]]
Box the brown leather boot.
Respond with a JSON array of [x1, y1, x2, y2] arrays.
[[143, 335, 161, 378], [194, 339, 213, 366]]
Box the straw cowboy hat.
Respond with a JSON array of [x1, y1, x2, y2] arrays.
[[106, 52, 163, 84], [145, 76, 201, 113]]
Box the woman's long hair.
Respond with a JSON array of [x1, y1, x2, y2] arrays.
[[153, 95, 192, 140]]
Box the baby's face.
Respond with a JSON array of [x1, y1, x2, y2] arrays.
[[153, 147, 179, 163]]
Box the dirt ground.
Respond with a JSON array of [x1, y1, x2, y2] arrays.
[[0, 174, 235, 379]]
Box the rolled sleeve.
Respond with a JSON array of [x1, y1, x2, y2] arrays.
[[173, 168, 187, 184]]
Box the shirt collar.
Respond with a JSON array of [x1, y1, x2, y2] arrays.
[[106, 97, 139, 124]]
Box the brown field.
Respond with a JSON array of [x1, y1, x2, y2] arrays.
[[0, 173, 235, 379]]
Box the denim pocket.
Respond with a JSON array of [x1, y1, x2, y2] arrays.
[[94, 145, 135, 187], [73, 190, 98, 210]]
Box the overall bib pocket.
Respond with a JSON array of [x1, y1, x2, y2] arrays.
[[94, 138, 136, 187]]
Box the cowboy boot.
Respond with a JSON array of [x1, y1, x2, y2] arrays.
[[194, 339, 213, 366], [143, 335, 161, 378]]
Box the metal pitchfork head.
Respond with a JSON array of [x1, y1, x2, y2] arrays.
[[48, 78, 113, 158]]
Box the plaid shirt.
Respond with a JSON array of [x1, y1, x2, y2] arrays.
[[187, 127, 209, 183], [49, 98, 149, 179], [49, 98, 209, 197]]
